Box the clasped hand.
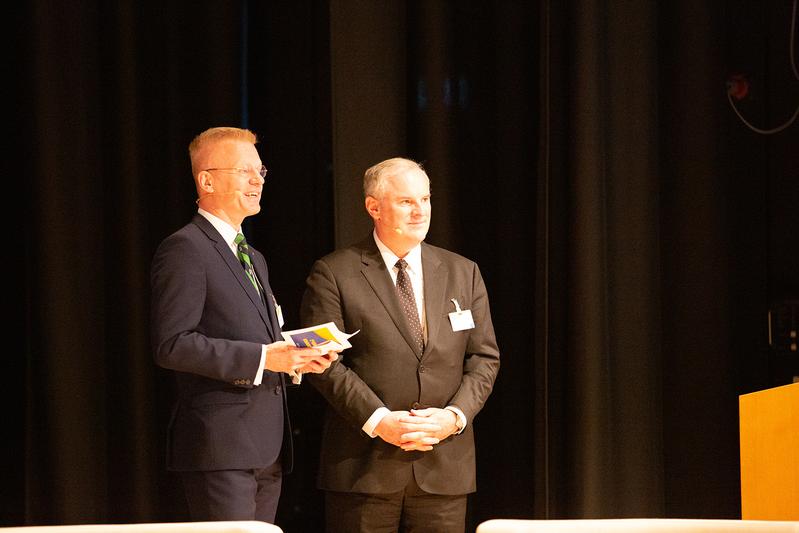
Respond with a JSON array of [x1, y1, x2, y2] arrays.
[[375, 408, 459, 452], [264, 340, 339, 375]]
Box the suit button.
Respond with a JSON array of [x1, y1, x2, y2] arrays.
[[274, 385, 282, 395], [419, 365, 426, 373]]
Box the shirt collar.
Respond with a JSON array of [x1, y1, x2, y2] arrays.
[[198, 208, 240, 252], [373, 230, 423, 275]]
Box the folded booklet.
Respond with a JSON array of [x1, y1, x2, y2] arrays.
[[281, 321, 359, 352], [281, 322, 359, 384]]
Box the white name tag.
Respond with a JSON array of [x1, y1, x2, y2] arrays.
[[448, 298, 475, 332], [273, 295, 285, 328]]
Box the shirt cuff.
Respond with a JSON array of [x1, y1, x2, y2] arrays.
[[445, 405, 467, 434], [362, 407, 391, 438], [253, 344, 267, 386]]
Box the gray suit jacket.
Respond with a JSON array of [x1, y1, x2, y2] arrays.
[[151, 214, 290, 472], [301, 236, 500, 495]]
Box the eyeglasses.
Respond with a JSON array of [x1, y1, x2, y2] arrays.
[[203, 165, 268, 179]]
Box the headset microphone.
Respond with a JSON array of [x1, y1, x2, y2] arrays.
[[196, 190, 244, 204]]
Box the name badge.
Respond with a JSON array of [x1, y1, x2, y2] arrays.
[[273, 295, 285, 328], [448, 298, 475, 332]]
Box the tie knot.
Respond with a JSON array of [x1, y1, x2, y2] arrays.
[[395, 259, 408, 271], [234, 233, 247, 247]]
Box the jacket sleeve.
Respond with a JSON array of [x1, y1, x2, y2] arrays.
[[448, 262, 501, 422], [300, 258, 387, 430], [150, 232, 263, 386]]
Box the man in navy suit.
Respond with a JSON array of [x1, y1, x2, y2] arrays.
[[301, 157, 500, 532], [151, 126, 335, 523]]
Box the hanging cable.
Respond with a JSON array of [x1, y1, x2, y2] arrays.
[[727, 0, 799, 134]]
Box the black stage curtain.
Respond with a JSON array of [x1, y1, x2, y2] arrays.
[[537, 0, 665, 517], [537, 0, 797, 520], [7, 0, 798, 531], [12, 1, 249, 526]]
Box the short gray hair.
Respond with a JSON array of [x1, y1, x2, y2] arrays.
[[363, 157, 428, 199]]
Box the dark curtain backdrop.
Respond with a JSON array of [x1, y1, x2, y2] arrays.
[[7, 0, 798, 531], [539, 0, 665, 517], [538, 0, 798, 519], [15, 2, 251, 526]]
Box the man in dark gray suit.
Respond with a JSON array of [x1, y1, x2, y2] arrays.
[[301, 157, 501, 533], [151, 126, 335, 523]]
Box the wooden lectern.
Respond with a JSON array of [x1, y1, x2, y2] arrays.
[[739, 381, 799, 520]]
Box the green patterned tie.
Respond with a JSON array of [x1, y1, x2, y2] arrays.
[[234, 233, 260, 295]]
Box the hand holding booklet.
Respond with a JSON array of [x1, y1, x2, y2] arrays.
[[281, 322, 359, 383]]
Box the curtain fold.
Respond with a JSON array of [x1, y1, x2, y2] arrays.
[[538, 0, 664, 517], [22, 1, 244, 524]]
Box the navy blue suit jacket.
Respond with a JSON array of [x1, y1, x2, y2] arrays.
[[151, 214, 290, 472]]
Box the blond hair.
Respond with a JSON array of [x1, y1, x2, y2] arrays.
[[188, 127, 258, 176]]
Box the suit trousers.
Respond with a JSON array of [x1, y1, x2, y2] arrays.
[[324, 472, 467, 533], [180, 462, 283, 523]]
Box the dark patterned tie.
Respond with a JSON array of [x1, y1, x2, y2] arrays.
[[395, 259, 424, 355], [234, 233, 260, 296]]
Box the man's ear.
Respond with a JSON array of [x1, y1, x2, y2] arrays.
[[197, 171, 214, 192], [365, 196, 380, 220]]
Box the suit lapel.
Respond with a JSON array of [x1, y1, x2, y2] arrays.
[[358, 238, 424, 358], [358, 238, 448, 360], [193, 215, 275, 339], [421, 243, 447, 358], [252, 256, 282, 336]]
